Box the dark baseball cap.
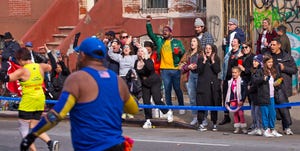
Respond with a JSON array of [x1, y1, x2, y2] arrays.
[[105, 31, 115, 37], [25, 42, 33, 47], [4, 32, 13, 39]]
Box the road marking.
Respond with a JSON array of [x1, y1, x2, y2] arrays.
[[134, 139, 230, 147]]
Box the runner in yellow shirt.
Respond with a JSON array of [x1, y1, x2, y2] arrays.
[[0, 47, 59, 151]]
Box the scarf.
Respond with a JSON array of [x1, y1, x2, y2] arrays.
[[225, 76, 242, 103]]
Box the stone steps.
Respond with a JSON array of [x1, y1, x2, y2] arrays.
[[45, 26, 75, 50]]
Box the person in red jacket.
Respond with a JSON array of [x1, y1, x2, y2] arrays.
[[256, 18, 277, 54], [144, 41, 160, 75]]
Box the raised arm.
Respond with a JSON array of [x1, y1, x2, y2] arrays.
[[108, 47, 122, 62], [146, 15, 160, 44]]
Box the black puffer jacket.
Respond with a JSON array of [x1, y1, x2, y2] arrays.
[[248, 67, 260, 105], [252, 68, 272, 105], [1, 40, 20, 71], [252, 68, 284, 105], [271, 51, 298, 97]]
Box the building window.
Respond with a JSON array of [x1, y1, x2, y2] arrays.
[[141, 0, 168, 13], [141, 0, 206, 14], [147, 0, 167, 8], [196, 0, 206, 12]]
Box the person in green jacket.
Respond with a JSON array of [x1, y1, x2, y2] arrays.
[[146, 15, 186, 115]]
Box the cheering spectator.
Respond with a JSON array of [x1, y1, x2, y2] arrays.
[[180, 37, 202, 125], [134, 47, 173, 128], [270, 37, 297, 135], [225, 66, 247, 134], [48, 51, 70, 100], [256, 18, 277, 55], [146, 15, 186, 114], [196, 44, 221, 131], [1, 32, 21, 72], [220, 38, 242, 125], [248, 54, 263, 136], [194, 18, 214, 48], [252, 54, 283, 137], [223, 18, 245, 54], [106, 39, 121, 75], [276, 25, 291, 55]]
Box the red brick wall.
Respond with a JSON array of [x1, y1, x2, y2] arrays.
[[21, 0, 79, 50], [0, 0, 53, 40], [8, 0, 31, 16]]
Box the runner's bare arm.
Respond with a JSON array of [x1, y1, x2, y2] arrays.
[[3, 68, 26, 82]]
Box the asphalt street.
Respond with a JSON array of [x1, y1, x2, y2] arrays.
[[0, 117, 299, 151]]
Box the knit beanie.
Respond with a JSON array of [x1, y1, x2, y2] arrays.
[[229, 18, 238, 26], [194, 18, 204, 27], [163, 25, 172, 32], [253, 54, 263, 67]]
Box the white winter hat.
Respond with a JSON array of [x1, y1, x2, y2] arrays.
[[194, 18, 204, 27]]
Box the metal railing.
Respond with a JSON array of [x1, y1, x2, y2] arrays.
[[141, 0, 168, 14], [140, 0, 206, 14]]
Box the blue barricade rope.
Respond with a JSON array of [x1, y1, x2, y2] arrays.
[[0, 96, 300, 111]]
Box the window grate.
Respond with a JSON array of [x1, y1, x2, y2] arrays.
[[141, 0, 168, 13], [141, 0, 206, 14]]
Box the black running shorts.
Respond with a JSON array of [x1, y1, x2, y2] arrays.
[[18, 110, 43, 120]]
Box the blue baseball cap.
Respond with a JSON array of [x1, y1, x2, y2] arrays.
[[74, 37, 107, 60], [25, 41, 33, 47]]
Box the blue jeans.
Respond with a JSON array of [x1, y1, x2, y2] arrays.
[[161, 69, 184, 106], [250, 101, 262, 129], [260, 97, 276, 130], [186, 72, 198, 115]]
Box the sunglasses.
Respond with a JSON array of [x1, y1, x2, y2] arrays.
[[123, 45, 130, 49], [242, 46, 248, 49], [122, 36, 129, 39]]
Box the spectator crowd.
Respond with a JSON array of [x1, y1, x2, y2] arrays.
[[0, 16, 297, 138]]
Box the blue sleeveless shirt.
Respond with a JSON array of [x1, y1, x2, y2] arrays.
[[69, 67, 124, 151]]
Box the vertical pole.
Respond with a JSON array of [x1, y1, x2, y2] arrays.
[[249, 0, 254, 49]]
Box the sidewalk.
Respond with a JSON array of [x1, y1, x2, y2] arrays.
[[1, 94, 300, 134], [124, 93, 300, 134]]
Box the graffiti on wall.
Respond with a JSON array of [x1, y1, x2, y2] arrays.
[[208, 15, 221, 42], [253, 0, 300, 34], [253, 0, 300, 91], [287, 32, 300, 88]]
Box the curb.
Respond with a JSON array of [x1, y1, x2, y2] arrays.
[[0, 111, 18, 118], [122, 118, 196, 129], [0, 111, 195, 129]]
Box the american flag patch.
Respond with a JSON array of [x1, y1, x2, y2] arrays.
[[98, 71, 110, 78]]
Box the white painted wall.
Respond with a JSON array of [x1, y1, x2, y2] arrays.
[[206, 0, 224, 57], [86, 0, 95, 12]]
